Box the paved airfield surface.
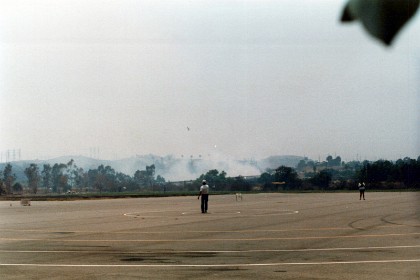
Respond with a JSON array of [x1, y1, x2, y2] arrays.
[[0, 192, 419, 279]]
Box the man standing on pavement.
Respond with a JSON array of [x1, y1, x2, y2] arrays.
[[198, 180, 209, 213], [358, 182, 366, 200]]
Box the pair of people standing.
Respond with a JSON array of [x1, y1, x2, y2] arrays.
[[197, 180, 209, 213]]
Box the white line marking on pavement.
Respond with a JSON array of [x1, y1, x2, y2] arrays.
[[1, 224, 417, 234], [1, 232, 419, 242], [1, 245, 419, 254], [123, 209, 299, 217], [0, 259, 419, 267]]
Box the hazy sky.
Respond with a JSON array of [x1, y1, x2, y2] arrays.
[[1, 0, 419, 162]]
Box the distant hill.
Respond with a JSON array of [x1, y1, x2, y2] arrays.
[[0, 154, 306, 183]]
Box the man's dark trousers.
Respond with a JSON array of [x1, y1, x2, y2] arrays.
[[201, 194, 208, 213]]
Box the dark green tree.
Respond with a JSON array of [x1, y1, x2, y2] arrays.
[[134, 164, 156, 189], [326, 155, 333, 167], [41, 164, 52, 192], [3, 163, 15, 194], [96, 165, 117, 192], [310, 170, 332, 190], [12, 182, 23, 194], [146, 164, 156, 187], [134, 170, 148, 188], [258, 172, 274, 191], [296, 160, 306, 171], [197, 169, 228, 191], [0, 170, 3, 194], [230, 176, 251, 192], [156, 175, 166, 184], [116, 172, 134, 192], [73, 167, 86, 191], [24, 163, 40, 194], [274, 166, 301, 190], [52, 163, 68, 193]]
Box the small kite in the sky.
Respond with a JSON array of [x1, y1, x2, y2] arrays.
[[187, 127, 190, 131]]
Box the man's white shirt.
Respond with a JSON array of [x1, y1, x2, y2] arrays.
[[200, 185, 209, 194]]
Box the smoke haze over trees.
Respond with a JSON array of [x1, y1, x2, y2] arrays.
[[0, 154, 304, 183], [1, 154, 419, 195]]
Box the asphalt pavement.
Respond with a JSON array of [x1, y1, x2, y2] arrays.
[[0, 192, 419, 279]]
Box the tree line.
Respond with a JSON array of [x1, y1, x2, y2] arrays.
[[0, 159, 160, 195], [0, 156, 419, 195]]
